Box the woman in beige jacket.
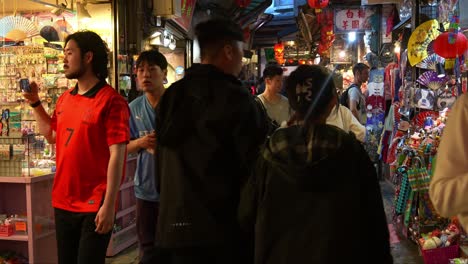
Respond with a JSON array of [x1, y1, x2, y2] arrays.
[[430, 93, 468, 231]]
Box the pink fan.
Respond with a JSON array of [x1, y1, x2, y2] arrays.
[[416, 54, 445, 70], [416, 71, 449, 90]]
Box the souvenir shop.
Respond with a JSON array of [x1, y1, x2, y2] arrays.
[[376, 0, 468, 263], [0, 1, 147, 263]]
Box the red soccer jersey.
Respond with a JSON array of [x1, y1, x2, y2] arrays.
[[51, 81, 130, 212]]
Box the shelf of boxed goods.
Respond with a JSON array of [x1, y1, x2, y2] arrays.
[[0, 173, 57, 264], [106, 155, 138, 257]]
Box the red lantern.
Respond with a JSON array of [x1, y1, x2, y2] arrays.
[[307, 0, 329, 9], [235, 0, 252, 8], [274, 42, 284, 53], [433, 32, 468, 59]]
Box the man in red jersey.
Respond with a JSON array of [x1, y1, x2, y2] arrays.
[[22, 31, 130, 264]]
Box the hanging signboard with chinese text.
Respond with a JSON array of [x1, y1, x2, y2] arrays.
[[334, 7, 377, 32], [173, 0, 197, 33]]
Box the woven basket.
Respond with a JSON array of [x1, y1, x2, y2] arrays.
[[421, 244, 459, 264]]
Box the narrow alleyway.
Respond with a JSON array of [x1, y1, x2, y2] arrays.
[[106, 181, 425, 264], [381, 180, 424, 264]]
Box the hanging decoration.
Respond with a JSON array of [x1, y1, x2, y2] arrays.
[[317, 9, 334, 57], [434, 32, 468, 58], [274, 42, 285, 65], [234, 0, 252, 8], [433, 32, 468, 69], [307, 0, 329, 9], [407, 19, 440, 66]]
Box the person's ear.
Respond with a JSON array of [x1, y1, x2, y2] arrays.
[[224, 44, 234, 61], [84, 51, 93, 64]]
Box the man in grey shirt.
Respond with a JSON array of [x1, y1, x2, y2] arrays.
[[348, 63, 369, 125], [257, 65, 291, 126]]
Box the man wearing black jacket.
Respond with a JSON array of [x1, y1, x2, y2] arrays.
[[154, 18, 266, 264]]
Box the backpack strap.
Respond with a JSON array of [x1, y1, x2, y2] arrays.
[[347, 84, 361, 110]]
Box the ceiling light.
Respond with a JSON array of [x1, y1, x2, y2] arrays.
[[77, 2, 92, 22], [168, 37, 176, 50], [150, 31, 161, 38], [348, 32, 356, 42], [163, 33, 171, 47], [436, 62, 446, 78]]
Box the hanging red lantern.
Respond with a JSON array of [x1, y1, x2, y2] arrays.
[[235, 0, 252, 8], [274, 42, 285, 65], [433, 32, 468, 59], [274, 42, 284, 54], [307, 0, 329, 9]]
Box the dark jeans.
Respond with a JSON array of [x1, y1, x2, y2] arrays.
[[54, 208, 112, 264], [136, 198, 159, 261], [164, 246, 250, 264], [139, 246, 251, 264]]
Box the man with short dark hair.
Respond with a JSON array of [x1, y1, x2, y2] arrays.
[[257, 65, 290, 126], [127, 50, 167, 261], [155, 18, 266, 264], [22, 31, 130, 264], [347, 62, 369, 125]]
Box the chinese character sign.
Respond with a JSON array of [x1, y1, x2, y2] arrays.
[[334, 7, 376, 32], [173, 0, 197, 32]]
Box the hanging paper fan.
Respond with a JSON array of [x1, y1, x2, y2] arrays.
[[412, 110, 439, 129], [416, 71, 449, 90], [407, 19, 440, 66], [416, 54, 445, 70], [0, 15, 39, 41]]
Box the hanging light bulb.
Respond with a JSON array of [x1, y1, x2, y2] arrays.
[[77, 2, 92, 23], [163, 31, 171, 47], [168, 36, 176, 50]]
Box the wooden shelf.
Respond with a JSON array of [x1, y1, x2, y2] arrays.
[[120, 181, 133, 191], [107, 223, 137, 257], [116, 205, 136, 219], [0, 173, 54, 184], [0, 234, 28, 241], [113, 222, 136, 237]]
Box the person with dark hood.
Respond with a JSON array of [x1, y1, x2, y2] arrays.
[[154, 18, 266, 264], [239, 64, 393, 264]]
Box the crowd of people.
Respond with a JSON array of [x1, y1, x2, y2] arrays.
[[21, 18, 397, 264]]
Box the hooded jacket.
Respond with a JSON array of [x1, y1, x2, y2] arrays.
[[239, 124, 393, 264], [156, 64, 266, 248]]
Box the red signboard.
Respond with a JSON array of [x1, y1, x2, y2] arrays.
[[173, 0, 197, 33]]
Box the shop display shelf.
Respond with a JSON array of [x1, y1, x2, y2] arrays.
[[0, 234, 28, 241], [35, 230, 55, 240], [116, 205, 136, 219], [0, 173, 56, 263], [0, 173, 54, 183], [120, 181, 134, 191]]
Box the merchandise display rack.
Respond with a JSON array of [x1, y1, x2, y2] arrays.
[[0, 173, 56, 264], [106, 155, 138, 257]]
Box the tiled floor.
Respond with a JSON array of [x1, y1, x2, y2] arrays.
[[106, 244, 139, 264], [105, 181, 424, 264]]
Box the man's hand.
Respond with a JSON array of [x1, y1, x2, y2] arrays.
[[22, 81, 41, 103], [139, 132, 156, 151], [94, 204, 115, 234]]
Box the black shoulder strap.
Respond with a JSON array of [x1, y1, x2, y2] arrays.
[[254, 96, 267, 112]]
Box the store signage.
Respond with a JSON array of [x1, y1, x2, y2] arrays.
[[334, 7, 377, 32], [173, 0, 197, 32]]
